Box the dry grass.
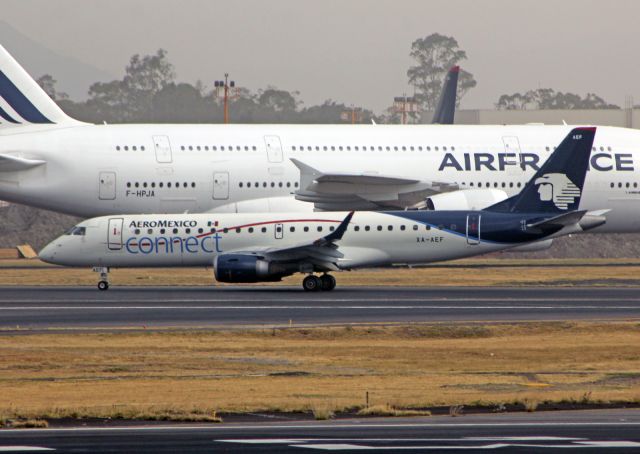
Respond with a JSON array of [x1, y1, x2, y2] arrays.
[[0, 322, 639, 420], [2, 257, 640, 287], [357, 404, 431, 417], [6, 419, 49, 428]]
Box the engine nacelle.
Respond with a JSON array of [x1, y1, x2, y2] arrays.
[[426, 189, 508, 211], [213, 254, 296, 283], [508, 239, 554, 252]]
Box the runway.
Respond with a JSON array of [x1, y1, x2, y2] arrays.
[[1, 410, 639, 452], [1, 286, 640, 329]]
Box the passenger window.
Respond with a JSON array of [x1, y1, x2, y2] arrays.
[[317, 226, 323, 232], [377, 225, 382, 231], [261, 227, 267, 233], [185, 228, 191, 234], [290, 226, 295, 232], [388, 225, 393, 231], [365, 226, 370, 231], [249, 227, 254, 233], [304, 226, 309, 232], [135, 229, 140, 234], [354, 226, 360, 231], [413, 225, 418, 231], [173, 228, 178, 234]]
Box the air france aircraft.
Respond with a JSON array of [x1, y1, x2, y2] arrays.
[[40, 128, 605, 291], [0, 45, 636, 234]]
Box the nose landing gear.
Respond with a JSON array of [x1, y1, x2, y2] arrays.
[[302, 274, 336, 292], [93, 267, 110, 291]]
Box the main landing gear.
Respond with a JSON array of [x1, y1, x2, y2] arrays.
[[302, 274, 336, 292], [93, 267, 110, 291]]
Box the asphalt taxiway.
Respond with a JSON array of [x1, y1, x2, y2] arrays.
[[1, 410, 639, 452], [0, 286, 639, 329]]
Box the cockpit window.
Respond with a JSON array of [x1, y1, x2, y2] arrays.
[[65, 226, 86, 236]]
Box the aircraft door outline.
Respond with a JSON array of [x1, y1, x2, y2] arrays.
[[98, 171, 116, 200], [153, 135, 173, 163], [107, 218, 124, 250], [213, 172, 229, 200], [264, 135, 284, 163], [466, 214, 481, 245], [274, 223, 284, 239], [502, 136, 522, 176]]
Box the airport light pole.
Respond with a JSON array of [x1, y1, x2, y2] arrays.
[[214, 74, 239, 124], [393, 94, 420, 125]]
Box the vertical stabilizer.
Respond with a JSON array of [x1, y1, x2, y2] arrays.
[[0, 44, 82, 128], [488, 127, 596, 213], [431, 66, 459, 124]]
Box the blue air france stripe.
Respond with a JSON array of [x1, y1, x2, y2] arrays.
[[0, 104, 18, 123], [0, 70, 52, 124]]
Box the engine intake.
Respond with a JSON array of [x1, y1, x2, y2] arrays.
[[214, 254, 295, 283]]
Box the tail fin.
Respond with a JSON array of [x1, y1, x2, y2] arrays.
[[488, 127, 596, 213], [431, 66, 459, 124], [0, 45, 81, 128]]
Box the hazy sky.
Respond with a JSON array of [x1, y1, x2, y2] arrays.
[[3, 0, 640, 112]]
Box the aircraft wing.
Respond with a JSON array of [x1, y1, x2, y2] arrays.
[[291, 158, 458, 210], [0, 153, 45, 172], [228, 212, 354, 271]]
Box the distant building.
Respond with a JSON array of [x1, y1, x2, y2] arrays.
[[421, 108, 639, 128]]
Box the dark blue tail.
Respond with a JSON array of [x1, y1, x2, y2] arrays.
[[488, 127, 596, 213], [431, 66, 459, 124]]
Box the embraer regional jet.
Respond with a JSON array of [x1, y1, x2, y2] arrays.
[[40, 128, 605, 291], [0, 45, 636, 235]]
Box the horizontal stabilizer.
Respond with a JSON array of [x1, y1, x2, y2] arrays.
[[291, 157, 457, 210], [527, 210, 587, 231], [0, 153, 45, 171], [291, 158, 419, 186]]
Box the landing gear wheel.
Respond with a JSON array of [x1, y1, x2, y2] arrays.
[[320, 274, 336, 291], [97, 280, 109, 291], [302, 275, 321, 292]]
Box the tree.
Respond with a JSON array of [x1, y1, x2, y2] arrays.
[[87, 49, 176, 121], [257, 87, 300, 113], [407, 33, 477, 110], [36, 74, 68, 101], [496, 88, 620, 110]]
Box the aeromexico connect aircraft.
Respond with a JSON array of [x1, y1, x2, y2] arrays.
[[40, 127, 606, 291], [0, 45, 636, 235]]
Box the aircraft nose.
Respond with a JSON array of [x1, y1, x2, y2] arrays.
[[38, 242, 58, 264]]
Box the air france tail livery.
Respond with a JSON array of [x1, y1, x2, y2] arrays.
[[40, 128, 605, 291], [0, 45, 636, 233]]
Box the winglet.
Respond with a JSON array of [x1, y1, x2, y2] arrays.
[[318, 211, 354, 244]]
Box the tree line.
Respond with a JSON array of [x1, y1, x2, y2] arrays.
[[37, 34, 619, 124]]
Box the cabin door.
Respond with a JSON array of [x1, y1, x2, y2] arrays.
[[274, 223, 284, 239], [213, 172, 229, 199], [153, 135, 173, 163], [264, 135, 283, 163], [107, 218, 124, 250], [466, 214, 481, 245], [98, 171, 116, 200], [502, 136, 522, 175]]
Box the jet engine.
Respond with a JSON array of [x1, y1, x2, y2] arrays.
[[426, 189, 508, 211], [213, 254, 296, 283]]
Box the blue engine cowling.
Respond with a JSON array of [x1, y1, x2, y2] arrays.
[[214, 254, 293, 283]]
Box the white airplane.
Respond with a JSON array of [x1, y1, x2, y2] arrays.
[[0, 45, 637, 234], [40, 128, 606, 291]]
